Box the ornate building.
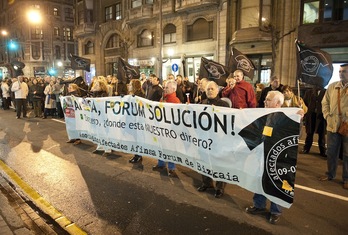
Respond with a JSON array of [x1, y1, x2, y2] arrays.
[[1, 0, 347, 87], [0, 0, 77, 78]]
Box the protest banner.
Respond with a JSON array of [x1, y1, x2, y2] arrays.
[[61, 95, 301, 208]]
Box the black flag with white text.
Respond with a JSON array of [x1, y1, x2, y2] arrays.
[[296, 41, 333, 88], [228, 47, 255, 79], [69, 55, 91, 72], [117, 57, 140, 84], [199, 57, 231, 86]]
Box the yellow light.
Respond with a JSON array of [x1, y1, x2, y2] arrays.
[[1, 30, 8, 36], [27, 9, 42, 24]]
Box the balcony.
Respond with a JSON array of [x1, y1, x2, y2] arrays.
[[104, 47, 125, 58], [153, 0, 175, 15], [175, 0, 219, 13], [128, 4, 153, 22], [74, 22, 97, 38]]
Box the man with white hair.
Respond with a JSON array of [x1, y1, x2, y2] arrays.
[[152, 79, 180, 177], [11, 76, 29, 119], [245, 90, 300, 224], [197, 81, 229, 198]]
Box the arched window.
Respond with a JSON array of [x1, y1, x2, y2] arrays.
[[163, 24, 176, 44], [106, 34, 120, 48], [137, 29, 153, 47], [187, 18, 213, 41], [85, 41, 94, 55]]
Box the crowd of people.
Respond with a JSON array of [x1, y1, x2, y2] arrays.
[[1, 63, 347, 225]]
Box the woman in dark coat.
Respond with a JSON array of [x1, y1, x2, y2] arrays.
[[29, 78, 44, 117]]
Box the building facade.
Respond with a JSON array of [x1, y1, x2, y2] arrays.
[[0, 0, 77, 78], [0, 0, 347, 87]]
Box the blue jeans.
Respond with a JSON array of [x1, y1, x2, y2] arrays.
[[326, 131, 348, 182], [157, 160, 175, 170], [253, 193, 282, 215]]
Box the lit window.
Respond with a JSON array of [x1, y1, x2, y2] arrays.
[[303, 1, 319, 24], [116, 3, 122, 20], [105, 6, 113, 21], [137, 29, 153, 47], [53, 7, 59, 16], [132, 0, 142, 8]]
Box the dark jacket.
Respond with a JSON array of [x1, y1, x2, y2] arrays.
[[29, 83, 44, 101], [146, 84, 162, 101], [258, 84, 284, 108], [201, 97, 229, 107]]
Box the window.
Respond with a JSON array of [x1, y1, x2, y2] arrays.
[[31, 26, 43, 40], [105, 6, 113, 21], [31, 42, 41, 60], [132, 0, 142, 8], [105, 3, 121, 21], [115, 3, 121, 20], [187, 18, 213, 41], [303, 1, 320, 23], [55, 45, 61, 59], [106, 62, 118, 76], [323, 0, 348, 21], [53, 7, 59, 16], [137, 29, 154, 47], [63, 27, 73, 41], [239, 0, 271, 29], [65, 8, 73, 21], [78, 9, 84, 24], [106, 34, 120, 48], [302, 0, 348, 24], [85, 41, 94, 55], [54, 27, 60, 37], [163, 24, 176, 44], [67, 44, 75, 59]]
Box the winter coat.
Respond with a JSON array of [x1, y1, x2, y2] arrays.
[[44, 84, 56, 109], [322, 81, 348, 133]]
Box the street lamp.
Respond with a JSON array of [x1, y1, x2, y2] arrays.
[[26, 8, 56, 76], [27, 9, 42, 24]]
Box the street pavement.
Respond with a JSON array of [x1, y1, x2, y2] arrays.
[[0, 107, 347, 235], [0, 174, 60, 235]]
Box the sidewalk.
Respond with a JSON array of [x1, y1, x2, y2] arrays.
[[0, 175, 57, 235]]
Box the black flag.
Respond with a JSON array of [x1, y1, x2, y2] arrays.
[[229, 47, 255, 79], [296, 41, 333, 88], [69, 54, 91, 72], [199, 57, 231, 86], [117, 57, 140, 84]]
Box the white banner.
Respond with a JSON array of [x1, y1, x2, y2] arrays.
[[61, 95, 302, 208]]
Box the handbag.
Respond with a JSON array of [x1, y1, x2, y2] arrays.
[[337, 88, 348, 136], [50, 94, 56, 99], [338, 121, 348, 136]]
